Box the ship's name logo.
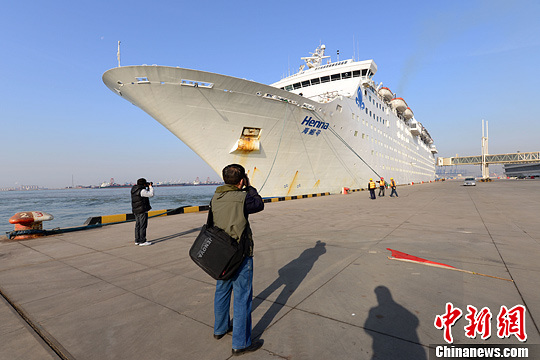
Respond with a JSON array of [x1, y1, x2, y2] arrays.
[[356, 87, 365, 110], [301, 116, 329, 136]]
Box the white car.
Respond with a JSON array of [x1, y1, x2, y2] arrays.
[[463, 177, 476, 186]]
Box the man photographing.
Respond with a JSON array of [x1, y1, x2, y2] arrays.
[[131, 178, 154, 246], [211, 164, 264, 356]]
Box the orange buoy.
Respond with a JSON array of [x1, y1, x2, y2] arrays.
[[8, 211, 54, 240]]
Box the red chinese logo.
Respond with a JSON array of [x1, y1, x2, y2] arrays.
[[464, 305, 492, 340], [434, 302, 463, 343], [497, 305, 527, 341], [434, 303, 527, 343]]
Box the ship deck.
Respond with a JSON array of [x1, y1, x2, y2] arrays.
[[1, 179, 539, 359]]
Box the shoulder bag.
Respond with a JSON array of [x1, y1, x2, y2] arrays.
[[189, 206, 249, 280]]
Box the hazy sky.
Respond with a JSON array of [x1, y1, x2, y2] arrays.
[[1, 0, 539, 188]]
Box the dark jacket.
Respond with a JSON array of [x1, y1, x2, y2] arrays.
[[131, 185, 152, 214]]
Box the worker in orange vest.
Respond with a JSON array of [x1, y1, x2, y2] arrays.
[[389, 178, 398, 197], [368, 178, 377, 199], [378, 177, 386, 197]]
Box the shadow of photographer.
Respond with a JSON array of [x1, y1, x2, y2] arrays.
[[252, 240, 326, 338], [150, 227, 201, 244], [364, 286, 427, 359]]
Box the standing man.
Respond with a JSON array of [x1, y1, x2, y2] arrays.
[[378, 177, 386, 197], [390, 177, 398, 197], [131, 178, 154, 246], [212, 164, 264, 356], [368, 178, 377, 200]]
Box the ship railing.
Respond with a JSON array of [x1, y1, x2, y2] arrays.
[[259, 92, 299, 106], [180, 79, 214, 88]]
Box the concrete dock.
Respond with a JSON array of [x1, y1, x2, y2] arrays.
[[1, 179, 539, 359]]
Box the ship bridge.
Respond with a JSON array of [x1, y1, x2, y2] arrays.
[[271, 45, 377, 102]]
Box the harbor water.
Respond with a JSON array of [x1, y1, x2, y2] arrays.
[[0, 185, 218, 236]]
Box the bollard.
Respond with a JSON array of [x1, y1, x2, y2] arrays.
[[8, 211, 54, 240]]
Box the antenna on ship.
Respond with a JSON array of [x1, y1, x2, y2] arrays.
[[117, 41, 121, 67], [353, 35, 355, 61]]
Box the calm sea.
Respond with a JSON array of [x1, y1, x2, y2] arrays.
[[1, 185, 218, 236]]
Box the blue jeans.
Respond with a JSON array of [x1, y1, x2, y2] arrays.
[[214, 256, 253, 350]]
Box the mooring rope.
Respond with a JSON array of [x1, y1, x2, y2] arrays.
[[309, 109, 381, 179]]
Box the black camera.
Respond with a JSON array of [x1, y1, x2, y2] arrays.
[[146, 182, 153, 187]]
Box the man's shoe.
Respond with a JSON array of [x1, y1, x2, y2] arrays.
[[213, 326, 233, 340], [138, 241, 152, 246], [232, 340, 263, 356]]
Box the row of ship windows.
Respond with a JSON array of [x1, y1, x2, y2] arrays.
[[361, 146, 432, 173], [366, 108, 387, 125], [280, 69, 374, 91], [357, 118, 418, 153], [351, 108, 388, 126], [350, 126, 430, 166], [352, 128, 425, 162], [368, 94, 385, 112]]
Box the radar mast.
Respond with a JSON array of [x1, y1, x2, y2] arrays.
[[301, 44, 330, 69]]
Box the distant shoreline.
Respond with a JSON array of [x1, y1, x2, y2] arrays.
[[0, 183, 224, 192]]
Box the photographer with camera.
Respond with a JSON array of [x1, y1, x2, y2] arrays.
[[131, 178, 154, 246], [211, 164, 264, 356]]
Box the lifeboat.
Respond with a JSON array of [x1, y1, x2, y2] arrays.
[[389, 97, 407, 113], [403, 107, 414, 120], [378, 87, 393, 102], [430, 144, 438, 154]]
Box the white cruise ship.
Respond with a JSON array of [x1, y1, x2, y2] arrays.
[[103, 45, 437, 198]]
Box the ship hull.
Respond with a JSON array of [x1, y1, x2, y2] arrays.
[[103, 66, 435, 197]]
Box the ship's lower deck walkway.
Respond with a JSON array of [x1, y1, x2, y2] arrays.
[[1, 179, 539, 359]]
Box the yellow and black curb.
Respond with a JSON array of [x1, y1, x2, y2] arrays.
[[84, 205, 211, 225], [263, 192, 330, 203], [84, 192, 332, 225]]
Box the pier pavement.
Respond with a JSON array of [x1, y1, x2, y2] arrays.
[[1, 179, 539, 359]]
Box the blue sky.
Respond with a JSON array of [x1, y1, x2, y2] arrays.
[[1, 0, 539, 188]]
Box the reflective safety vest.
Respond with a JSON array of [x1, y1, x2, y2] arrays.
[[369, 181, 376, 189], [379, 180, 385, 187], [390, 180, 396, 188]]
